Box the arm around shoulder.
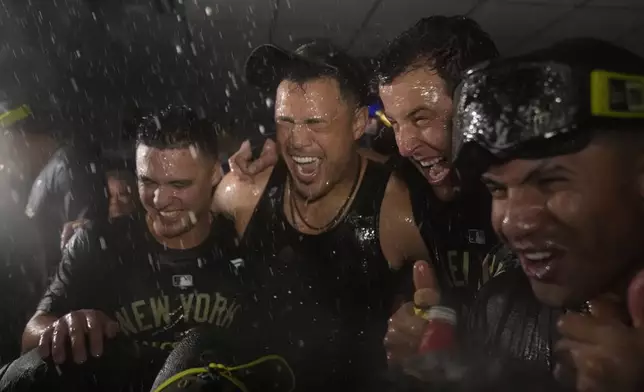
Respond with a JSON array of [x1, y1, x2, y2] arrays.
[[212, 166, 275, 237]]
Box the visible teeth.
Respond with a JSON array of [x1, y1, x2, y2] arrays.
[[535, 263, 552, 279], [160, 211, 180, 218], [419, 157, 444, 168], [292, 156, 319, 164], [524, 252, 552, 261]]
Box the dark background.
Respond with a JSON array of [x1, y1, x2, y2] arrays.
[[1, 0, 643, 153]]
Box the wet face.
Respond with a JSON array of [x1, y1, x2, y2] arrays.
[[136, 144, 219, 239], [483, 137, 644, 307], [107, 173, 135, 218], [275, 77, 365, 201], [379, 67, 453, 185]]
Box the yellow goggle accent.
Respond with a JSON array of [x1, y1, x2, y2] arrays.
[[152, 354, 296, 392], [590, 70, 644, 119], [414, 306, 431, 321], [0, 104, 31, 128]]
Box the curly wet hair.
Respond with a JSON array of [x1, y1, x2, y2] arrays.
[[374, 16, 499, 94]]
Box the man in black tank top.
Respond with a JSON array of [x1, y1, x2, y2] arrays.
[[214, 41, 431, 391], [229, 18, 504, 312], [374, 17, 503, 310]]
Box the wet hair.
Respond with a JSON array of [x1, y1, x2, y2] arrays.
[[136, 105, 219, 158], [281, 39, 369, 107], [283, 63, 367, 107], [375, 16, 499, 94]]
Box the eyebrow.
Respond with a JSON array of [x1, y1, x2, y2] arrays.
[[406, 106, 431, 119], [276, 116, 327, 124], [276, 116, 294, 123], [482, 161, 574, 186]]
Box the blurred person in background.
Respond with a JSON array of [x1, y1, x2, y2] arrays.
[[105, 161, 137, 219], [0, 101, 50, 365], [0, 42, 63, 362], [24, 130, 109, 277]]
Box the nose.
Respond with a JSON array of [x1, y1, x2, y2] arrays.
[[395, 124, 421, 158], [153, 186, 173, 210], [500, 187, 547, 241], [290, 125, 313, 149]]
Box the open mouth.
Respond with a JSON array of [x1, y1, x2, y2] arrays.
[[415, 156, 451, 185], [291, 155, 321, 181], [159, 210, 182, 220], [516, 248, 564, 281]]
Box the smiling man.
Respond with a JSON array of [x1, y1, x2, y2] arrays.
[[17, 105, 246, 391], [385, 38, 644, 391], [374, 16, 502, 313], [229, 18, 504, 312], [214, 40, 430, 391]]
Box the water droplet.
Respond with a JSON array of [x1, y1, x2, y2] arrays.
[[205, 6, 213, 16], [99, 237, 107, 250], [70, 78, 79, 92], [265, 97, 274, 108], [188, 211, 197, 224], [259, 125, 266, 134], [189, 145, 198, 159], [175, 45, 183, 54]]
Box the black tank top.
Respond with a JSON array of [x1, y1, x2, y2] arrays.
[[391, 157, 498, 313], [241, 159, 395, 391]]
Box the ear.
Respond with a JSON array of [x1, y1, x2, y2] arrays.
[[211, 161, 224, 188], [352, 106, 368, 141]]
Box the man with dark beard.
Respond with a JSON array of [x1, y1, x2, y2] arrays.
[[7, 106, 246, 391], [385, 38, 644, 392], [214, 40, 430, 391]]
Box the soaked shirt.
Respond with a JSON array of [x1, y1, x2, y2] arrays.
[[241, 159, 396, 391], [38, 213, 248, 352], [460, 257, 564, 390], [466, 262, 559, 372], [391, 157, 500, 310]]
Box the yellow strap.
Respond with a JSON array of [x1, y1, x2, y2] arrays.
[[152, 354, 296, 392], [0, 105, 31, 128], [414, 306, 431, 321]]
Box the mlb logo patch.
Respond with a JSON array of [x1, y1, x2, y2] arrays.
[[468, 229, 486, 245], [172, 275, 194, 288], [229, 258, 245, 274]]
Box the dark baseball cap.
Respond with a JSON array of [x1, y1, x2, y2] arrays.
[[244, 39, 369, 105]]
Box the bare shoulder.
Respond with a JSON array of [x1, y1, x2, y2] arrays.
[[380, 171, 414, 226], [379, 171, 430, 269], [212, 165, 275, 224]]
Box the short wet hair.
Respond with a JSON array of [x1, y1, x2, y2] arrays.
[[375, 16, 499, 94], [136, 105, 219, 158], [283, 62, 367, 107]]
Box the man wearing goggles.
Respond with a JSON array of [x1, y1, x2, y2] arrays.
[[386, 38, 644, 392]]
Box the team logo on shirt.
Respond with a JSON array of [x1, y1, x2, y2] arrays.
[[172, 274, 194, 288], [229, 258, 245, 271], [468, 229, 486, 245]]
